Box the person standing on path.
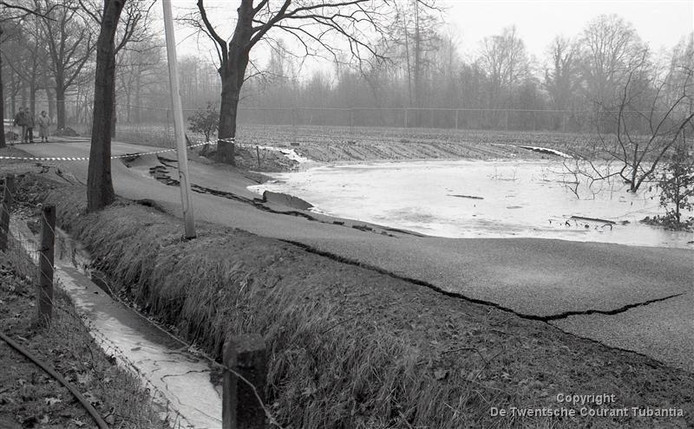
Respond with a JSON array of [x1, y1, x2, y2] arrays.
[[37, 111, 51, 142], [13, 107, 27, 143], [24, 109, 35, 143]]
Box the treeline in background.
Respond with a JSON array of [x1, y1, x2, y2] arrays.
[[2, 1, 693, 136]]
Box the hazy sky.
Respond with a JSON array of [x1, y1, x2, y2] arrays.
[[171, 0, 694, 63], [441, 0, 693, 58]]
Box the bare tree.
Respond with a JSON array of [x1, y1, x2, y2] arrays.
[[81, 0, 155, 211], [86, 0, 126, 212], [544, 36, 580, 130], [194, 0, 394, 164], [36, 0, 95, 129], [591, 51, 694, 193], [0, 0, 56, 147], [116, 36, 165, 123], [0, 17, 11, 148], [0, 22, 5, 148], [579, 14, 645, 114], [3, 6, 46, 118], [392, 0, 440, 116], [477, 26, 530, 126], [178, 54, 221, 108]]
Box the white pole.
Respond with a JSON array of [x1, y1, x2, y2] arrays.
[[162, 0, 196, 239]]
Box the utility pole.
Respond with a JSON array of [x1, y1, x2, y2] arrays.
[[162, 0, 196, 238]]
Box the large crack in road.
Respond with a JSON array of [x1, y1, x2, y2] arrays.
[[130, 152, 693, 371], [144, 156, 686, 324]]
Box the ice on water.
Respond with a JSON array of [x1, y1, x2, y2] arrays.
[[252, 159, 693, 249]]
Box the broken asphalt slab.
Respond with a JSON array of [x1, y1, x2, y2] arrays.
[[18, 141, 694, 372]]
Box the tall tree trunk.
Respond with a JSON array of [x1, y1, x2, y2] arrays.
[[21, 84, 27, 107], [55, 84, 66, 129], [134, 72, 141, 123], [29, 81, 36, 117], [111, 86, 116, 138], [126, 91, 131, 122], [87, 0, 126, 212], [212, 0, 254, 165], [217, 49, 250, 165], [46, 88, 55, 122], [0, 24, 6, 149], [217, 67, 240, 164], [413, 0, 421, 127]]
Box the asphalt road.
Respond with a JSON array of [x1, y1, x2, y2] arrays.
[[15, 140, 694, 372]]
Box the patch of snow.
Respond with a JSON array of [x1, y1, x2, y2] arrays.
[[278, 148, 311, 163], [519, 145, 573, 158], [240, 143, 311, 163]]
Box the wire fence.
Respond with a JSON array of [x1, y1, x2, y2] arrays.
[[0, 187, 171, 429], [49, 104, 685, 154], [3, 213, 40, 283], [236, 106, 598, 133], [1, 177, 39, 283], [62, 105, 597, 136]]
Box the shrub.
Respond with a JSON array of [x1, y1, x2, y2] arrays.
[[188, 102, 219, 143], [645, 144, 694, 230]]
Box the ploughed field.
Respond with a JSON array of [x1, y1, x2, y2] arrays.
[[233, 124, 601, 163], [100, 122, 603, 163]]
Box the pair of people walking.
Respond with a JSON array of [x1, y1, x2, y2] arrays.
[[12, 108, 51, 143], [13, 107, 33, 143]]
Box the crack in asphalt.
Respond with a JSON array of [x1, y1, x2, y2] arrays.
[[280, 239, 687, 323], [144, 157, 687, 324], [540, 292, 685, 321]]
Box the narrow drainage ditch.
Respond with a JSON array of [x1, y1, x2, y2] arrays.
[[10, 219, 223, 429]]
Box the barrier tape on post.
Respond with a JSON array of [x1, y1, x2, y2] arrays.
[[0, 137, 235, 162]]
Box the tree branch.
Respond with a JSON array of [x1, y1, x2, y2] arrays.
[[197, 0, 228, 65]]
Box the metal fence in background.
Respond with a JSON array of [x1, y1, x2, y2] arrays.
[[57, 104, 688, 150], [235, 106, 597, 134], [66, 105, 597, 136]]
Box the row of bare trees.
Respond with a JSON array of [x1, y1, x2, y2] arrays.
[[240, 14, 692, 134], [1, 0, 692, 211], [4, 3, 690, 137], [0, 0, 154, 139], [2, 0, 101, 132]]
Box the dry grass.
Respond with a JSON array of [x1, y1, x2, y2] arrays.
[[34, 178, 694, 429]]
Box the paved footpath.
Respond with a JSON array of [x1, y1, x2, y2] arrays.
[[14, 141, 694, 372]]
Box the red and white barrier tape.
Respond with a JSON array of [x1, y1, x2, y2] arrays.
[[0, 138, 234, 162]]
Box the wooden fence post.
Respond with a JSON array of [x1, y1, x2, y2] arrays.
[[0, 175, 15, 252], [37, 204, 56, 328], [223, 334, 267, 429]]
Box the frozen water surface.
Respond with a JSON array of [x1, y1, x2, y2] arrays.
[[252, 159, 693, 249]]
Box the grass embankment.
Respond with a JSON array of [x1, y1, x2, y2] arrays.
[[27, 174, 694, 428], [0, 176, 166, 428]]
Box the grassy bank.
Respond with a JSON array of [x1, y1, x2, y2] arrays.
[[17, 173, 690, 429]]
